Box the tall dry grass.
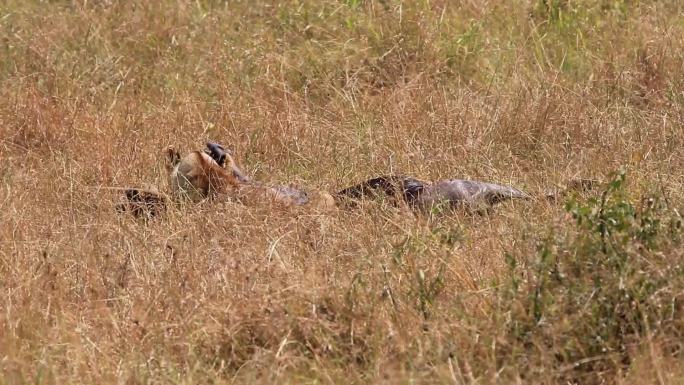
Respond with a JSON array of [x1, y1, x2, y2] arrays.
[[1, 1, 682, 384]]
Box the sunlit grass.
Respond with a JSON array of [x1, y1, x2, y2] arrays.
[[0, 1, 682, 384]]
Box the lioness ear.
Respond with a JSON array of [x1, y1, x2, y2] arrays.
[[164, 145, 181, 171]]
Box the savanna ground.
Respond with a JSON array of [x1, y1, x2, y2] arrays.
[[1, 1, 683, 384]]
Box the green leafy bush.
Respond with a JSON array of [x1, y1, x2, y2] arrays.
[[500, 171, 683, 382]]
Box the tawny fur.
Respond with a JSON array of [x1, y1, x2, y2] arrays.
[[237, 183, 336, 209], [164, 145, 334, 208], [165, 146, 241, 202], [120, 143, 334, 218]]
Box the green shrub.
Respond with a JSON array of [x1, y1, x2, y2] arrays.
[[499, 171, 683, 382]]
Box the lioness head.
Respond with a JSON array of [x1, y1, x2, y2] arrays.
[[165, 142, 247, 201], [204, 142, 250, 184]]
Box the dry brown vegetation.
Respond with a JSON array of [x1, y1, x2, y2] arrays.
[[1, 1, 683, 384]]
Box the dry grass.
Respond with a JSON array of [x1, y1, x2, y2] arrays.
[[1, 1, 683, 384]]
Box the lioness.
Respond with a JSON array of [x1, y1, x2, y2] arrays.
[[119, 142, 335, 217], [165, 143, 246, 202]]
